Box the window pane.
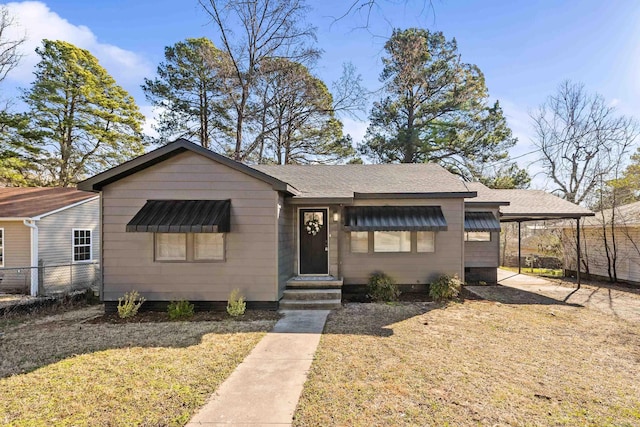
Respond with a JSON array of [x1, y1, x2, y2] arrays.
[[466, 232, 491, 242], [350, 231, 368, 253], [417, 231, 435, 252], [73, 230, 92, 261], [194, 233, 224, 260], [303, 212, 324, 225], [374, 231, 411, 252], [156, 233, 186, 261]]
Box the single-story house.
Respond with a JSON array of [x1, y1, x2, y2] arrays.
[[562, 200, 640, 284], [0, 187, 100, 295], [78, 139, 592, 309]]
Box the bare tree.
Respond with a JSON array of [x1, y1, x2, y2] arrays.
[[199, 0, 320, 160], [531, 81, 639, 205], [0, 6, 25, 85], [335, 1, 435, 29]]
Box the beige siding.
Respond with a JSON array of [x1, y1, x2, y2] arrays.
[[464, 208, 500, 268], [340, 198, 465, 285], [277, 196, 295, 297], [0, 220, 32, 292], [101, 151, 279, 302], [38, 198, 100, 265], [564, 225, 640, 283]]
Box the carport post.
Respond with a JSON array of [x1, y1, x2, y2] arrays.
[[576, 217, 581, 289], [518, 221, 522, 274]]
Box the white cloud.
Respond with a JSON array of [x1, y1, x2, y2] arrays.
[[3, 1, 152, 87], [138, 104, 159, 138], [342, 117, 368, 145]]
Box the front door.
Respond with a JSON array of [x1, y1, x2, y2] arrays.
[[299, 209, 328, 275]]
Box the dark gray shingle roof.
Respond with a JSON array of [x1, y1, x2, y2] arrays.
[[465, 182, 593, 219], [253, 163, 471, 198]]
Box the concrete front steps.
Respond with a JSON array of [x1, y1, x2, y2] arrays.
[[280, 276, 343, 310]]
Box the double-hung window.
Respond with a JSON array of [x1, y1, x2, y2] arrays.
[[373, 231, 411, 252], [73, 229, 92, 262], [155, 233, 225, 262], [350, 230, 436, 254], [465, 231, 491, 242]]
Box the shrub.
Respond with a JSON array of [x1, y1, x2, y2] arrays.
[[429, 274, 462, 301], [227, 289, 246, 317], [117, 290, 145, 319], [167, 300, 194, 320], [366, 272, 400, 302]]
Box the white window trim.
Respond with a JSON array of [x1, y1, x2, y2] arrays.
[[72, 228, 93, 263], [0, 228, 4, 267]]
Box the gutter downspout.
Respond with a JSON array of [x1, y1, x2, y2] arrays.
[[23, 219, 38, 296]]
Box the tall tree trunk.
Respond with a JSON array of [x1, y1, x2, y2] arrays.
[[234, 85, 248, 160]]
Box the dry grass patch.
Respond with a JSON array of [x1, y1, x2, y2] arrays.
[[0, 306, 276, 426], [294, 301, 640, 426]]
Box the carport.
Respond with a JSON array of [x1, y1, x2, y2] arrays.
[[466, 184, 595, 287]]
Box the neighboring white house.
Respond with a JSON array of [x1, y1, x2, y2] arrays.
[[0, 188, 100, 295], [563, 201, 640, 284]]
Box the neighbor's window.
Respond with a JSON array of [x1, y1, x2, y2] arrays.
[[350, 231, 368, 253], [0, 228, 4, 267], [465, 232, 491, 242], [417, 231, 435, 252], [194, 233, 224, 261], [155, 233, 187, 261], [73, 229, 92, 262], [374, 231, 411, 253]]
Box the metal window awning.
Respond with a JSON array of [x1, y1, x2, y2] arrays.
[[465, 211, 501, 232], [344, 206, 447, 231], [126, 199, 231, 233]]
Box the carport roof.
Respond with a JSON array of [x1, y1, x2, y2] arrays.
[[465, 182, 594, 221]]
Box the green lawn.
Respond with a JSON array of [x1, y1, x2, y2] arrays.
[[294, 301, 640, 426], [0, 306, 276, 426], [501, 265, 564, 277]]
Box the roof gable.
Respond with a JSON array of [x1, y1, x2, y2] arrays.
[[0, 188, 97, 218], [77, 139, 298, 194]]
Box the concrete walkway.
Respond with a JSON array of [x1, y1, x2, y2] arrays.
[[186, 310, 330, 426], [468, 269, 640, 323]]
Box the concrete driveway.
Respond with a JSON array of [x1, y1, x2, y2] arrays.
[[466, 269, 640, 323]]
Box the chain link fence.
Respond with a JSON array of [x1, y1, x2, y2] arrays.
[[0, 261, 100, 296]]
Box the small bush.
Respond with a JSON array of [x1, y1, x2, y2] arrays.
[[366, 272, 400, 302], [167, 300, 194, 320], [429, 274, 462, 302], [117, 290, 145, 319], [227, 289, 246, 317]]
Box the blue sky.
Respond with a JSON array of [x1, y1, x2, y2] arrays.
[[3, 0, 640, 188]]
